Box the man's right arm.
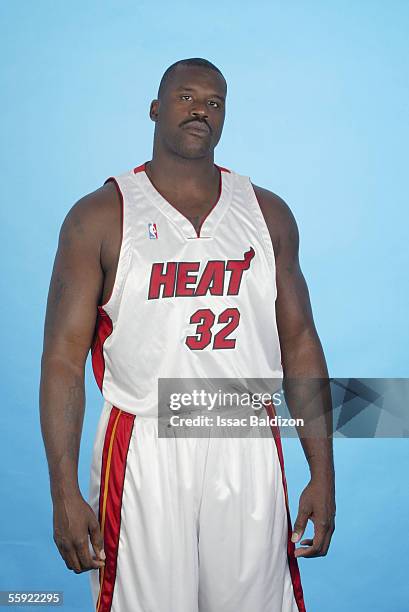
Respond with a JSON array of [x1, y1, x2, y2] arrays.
[[39, 184, 115, 574]]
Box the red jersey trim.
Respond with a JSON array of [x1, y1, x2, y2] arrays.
[[133, 162, 146, 174], [91, 308, 113, 393], [195, 165, 222, 237], [133, 161, 228, 238]]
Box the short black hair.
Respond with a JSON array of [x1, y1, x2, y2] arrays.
[[157, 58, 226, 99]]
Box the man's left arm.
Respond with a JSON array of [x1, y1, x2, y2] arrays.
[[254, 185, 336, 558]]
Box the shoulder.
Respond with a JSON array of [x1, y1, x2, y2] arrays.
[[251, 182, 299, 258], [62, 181, 119, 235], [59, 180, 121, 253]]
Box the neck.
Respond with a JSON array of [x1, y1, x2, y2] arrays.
[[146, 150, 219, 191]]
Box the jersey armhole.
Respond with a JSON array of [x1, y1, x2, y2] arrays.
[[245, 177, 278, 276], [98, 176, 132, 321]]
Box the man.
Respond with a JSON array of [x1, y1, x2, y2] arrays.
[[40, 57, 335, 612]]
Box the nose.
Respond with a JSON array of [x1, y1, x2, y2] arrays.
[[190, 103, 209, 120]]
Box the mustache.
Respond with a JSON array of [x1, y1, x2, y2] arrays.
[[181, 119, 211, 132]]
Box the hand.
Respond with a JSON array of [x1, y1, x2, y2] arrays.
[[291, 476, 335, 558], [53, 492, 106, 573]]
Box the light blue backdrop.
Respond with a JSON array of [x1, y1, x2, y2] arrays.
[[1, 1, 408, 610]]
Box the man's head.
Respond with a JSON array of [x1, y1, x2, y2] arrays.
[[150, 58, 227, 160]]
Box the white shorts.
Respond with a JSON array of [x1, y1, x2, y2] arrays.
[[88, 401, 306, 611]]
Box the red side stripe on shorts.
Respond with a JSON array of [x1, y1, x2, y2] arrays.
[[96, 407, 135, 612], [265, 401, 307, 612]]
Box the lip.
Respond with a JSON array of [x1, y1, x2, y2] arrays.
[[183, 122, 210, 135]]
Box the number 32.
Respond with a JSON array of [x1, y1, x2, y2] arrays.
[[185, 307, 240, 350]]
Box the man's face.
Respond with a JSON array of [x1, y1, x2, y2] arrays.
[[150, 65, 227, 159]]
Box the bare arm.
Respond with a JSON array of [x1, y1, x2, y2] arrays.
[[254, 184, 336, 558], [39, 183, 118, 573]]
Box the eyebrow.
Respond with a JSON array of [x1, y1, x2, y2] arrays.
[[175, 86, 225, 102]]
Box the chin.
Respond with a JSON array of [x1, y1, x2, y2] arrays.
[[177, 147, 211, 160]]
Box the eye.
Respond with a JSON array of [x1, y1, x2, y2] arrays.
[[208, 100, 220, 108], [180, 95, 193, 101]]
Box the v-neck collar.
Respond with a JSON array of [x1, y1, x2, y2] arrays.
[[133, 161, 234, 240]]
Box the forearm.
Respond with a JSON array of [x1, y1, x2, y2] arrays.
[[39, 354, 85, 502], [281, 329, 334, 481]]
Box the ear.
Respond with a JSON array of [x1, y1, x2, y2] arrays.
[[149, 99, 159, 122]]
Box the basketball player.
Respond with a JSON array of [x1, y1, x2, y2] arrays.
[[40, 58, 335, 611]]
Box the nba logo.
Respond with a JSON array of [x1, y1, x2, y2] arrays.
[[148, 223, 158, 239]]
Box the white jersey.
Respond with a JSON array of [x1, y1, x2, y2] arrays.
[[88, 161, 307, 612], [91, 162, 283, 417]]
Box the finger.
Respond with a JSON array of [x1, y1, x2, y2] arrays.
[[61, 544, 83, 573], [294, 515, 335, 558], [293, 522, 323, 558], [299, 538, 313, 546], [320, 524, 335, 556], [291, 510, 310, 543], [296, 528, 333, 558], [312, 523, 327, 550], [294, 528, 327, 558], [295, 544, 315, 558], [74, 537, 103, 572], [89, 520, 105, 562], [54, 537, 81, 573], [294, 538, 323, 558]]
